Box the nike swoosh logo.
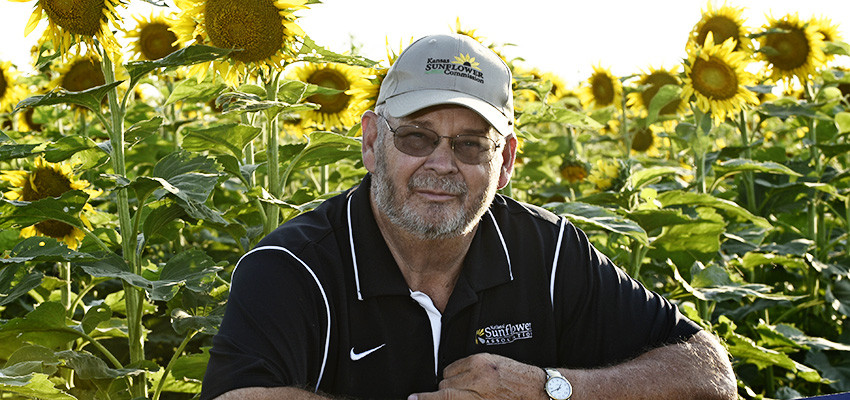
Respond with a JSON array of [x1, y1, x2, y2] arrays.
[[349, 344, 386, 361]]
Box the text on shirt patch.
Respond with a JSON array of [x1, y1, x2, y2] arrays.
[[475, 322, 532, 345]]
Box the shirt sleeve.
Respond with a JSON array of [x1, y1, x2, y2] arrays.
[[200, 247, 329, 400], [553, 220, 701, 368]]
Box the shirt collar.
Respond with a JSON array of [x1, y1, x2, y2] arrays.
[[347, 174, 514, 302]]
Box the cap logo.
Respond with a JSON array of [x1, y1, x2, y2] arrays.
[[424, 52, 484, 83]]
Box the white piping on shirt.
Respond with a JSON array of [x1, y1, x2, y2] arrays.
[[346, 195, 364, 300], [409, 291, 443, 376], [486, 209, 514, 281], [550, 217, 567, 310], [233, 246, 332, 393]]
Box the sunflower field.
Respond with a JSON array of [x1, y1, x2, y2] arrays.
[[1, 0, 850, 398]]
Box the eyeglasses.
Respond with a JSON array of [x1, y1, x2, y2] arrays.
[[378, 114, 503, 165]]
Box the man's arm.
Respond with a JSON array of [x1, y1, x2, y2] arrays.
[[410, 330, 737, 400], [213, 386, 340, 400]]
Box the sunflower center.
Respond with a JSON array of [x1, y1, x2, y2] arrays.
[[306, 69, 351, 114], [205, 0, 285, 63], [697, 16, 741, 49], [41, 0, 106, 37], [691, 56, 738, 100], [62, 59, 105, 92], [590, 73, 615, 106], [631, 128, 654, 152], [641, 72, 681, 115], [139, 22, 179, 60], [21, 168, 74, 201], [764, 24, 810, 71], [34, 220, 76, 239]]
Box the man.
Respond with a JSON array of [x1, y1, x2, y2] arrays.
[[201, 33, 737, 400]]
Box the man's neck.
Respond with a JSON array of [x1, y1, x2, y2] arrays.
[[370, 199, 477, 313]]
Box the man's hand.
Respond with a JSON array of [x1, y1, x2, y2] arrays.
[[408, 353, 545, 400]]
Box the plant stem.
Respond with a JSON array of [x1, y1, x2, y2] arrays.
[[101, 51, 145, 398], [60, 262, 72, 315], [264, 72, 282, 235], [152, 330, 197, 400], [739, 110, 756, 212]]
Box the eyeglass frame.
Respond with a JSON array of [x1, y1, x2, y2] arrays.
[[376, 113, 505, 165]]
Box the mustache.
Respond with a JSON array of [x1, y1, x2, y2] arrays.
[[408, 174, 468, 196]]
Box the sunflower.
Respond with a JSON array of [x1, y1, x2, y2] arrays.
[[0, 157, 101, 249], [626, 65, 686, 118], [630, 125, 666, 157], [810, 15, 844, 62], [287, 62, 367, 130], [124, 12, 181, 61], [0, 61, 27, 113], [688, 2, 751, 52], [587, 159, 622, 192], [11, 0, 124, 61], [49, 55, 105, 92], [682, 33, 758, 122], [560, 159, 589, 184], [172, 0, 309, 84], [757, 13, 826, 84], [579, 65, 623, 110]]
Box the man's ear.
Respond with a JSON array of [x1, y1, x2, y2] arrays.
[[497, 133, 517, 190], [361, 111, 379, 173]]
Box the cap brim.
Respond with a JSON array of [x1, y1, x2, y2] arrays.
[[383, 89, 513, 137]]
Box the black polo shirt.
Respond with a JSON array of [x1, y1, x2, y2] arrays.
[[200, 174, 699, 399]]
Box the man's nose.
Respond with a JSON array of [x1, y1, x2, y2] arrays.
[[423, 137, 459, 174]]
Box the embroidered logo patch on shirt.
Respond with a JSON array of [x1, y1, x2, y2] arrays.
[[475, 322, 533, 345]]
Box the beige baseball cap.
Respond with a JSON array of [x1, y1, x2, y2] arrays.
[[376, 33, 514, 136]]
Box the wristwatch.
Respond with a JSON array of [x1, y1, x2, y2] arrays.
[[544, 368, 572, 400]]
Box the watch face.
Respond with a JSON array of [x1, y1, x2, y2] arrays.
[[545, 376, 572, 399]]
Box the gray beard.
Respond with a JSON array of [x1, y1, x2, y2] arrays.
[[371, 143, 494, 240]]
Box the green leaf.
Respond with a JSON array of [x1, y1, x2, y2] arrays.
[[4, 344, 60, 376], [181, 123, 262, 159], [171, 308, 222, 335], [78, 253, 152, 290], [657, 191, 771, 229], [759, 100, 826, 120], [742, 252, 808, 270], [775, 324, 850, 352], [0, 372, 75, 399], [13, 82, 123, 113], [645, 84, 681, 126], [626, 166, 680, 190], [171, 347, 210, 381], [652, 219, 725, 255], [1, 237, 98, 264], [0, 302, 79, 349], [149, 250, 222, 302], [42, 135, 100, 163], [546, 202, 649, 246], [80, 303, 112, 335], [817, 144, 850, 159], [0, 265, 43, 306], [125, 116, 164, 148], [713, 158, 802, 179], [516, 102, 603, 130], [283, 130, 362, 172], [0, 190, 89, 230], [806, 351, 850, 392], [55, 350, 145, 380], [835, 112, 850, 134], [296, 36, 378, 67], [125, 44, 233, 87], [627, 209, 693, 233], [0, 143, 43, 161], [142, 201, 187, 242], [165, 73, 227, 105], [216, 91, 318, 115]]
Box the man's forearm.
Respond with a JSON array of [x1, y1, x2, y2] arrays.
[[562, 330, 737, 400], [213, 386, 341, 400]]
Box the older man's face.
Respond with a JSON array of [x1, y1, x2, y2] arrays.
[[369, 105, 504, 240]]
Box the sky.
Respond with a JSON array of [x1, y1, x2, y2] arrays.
[[2, 0, 849, 85]]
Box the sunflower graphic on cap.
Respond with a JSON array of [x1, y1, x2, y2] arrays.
[[453, 53, 481, 70]]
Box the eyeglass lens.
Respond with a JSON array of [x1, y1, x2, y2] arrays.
[[381, 117, 500, 164]]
